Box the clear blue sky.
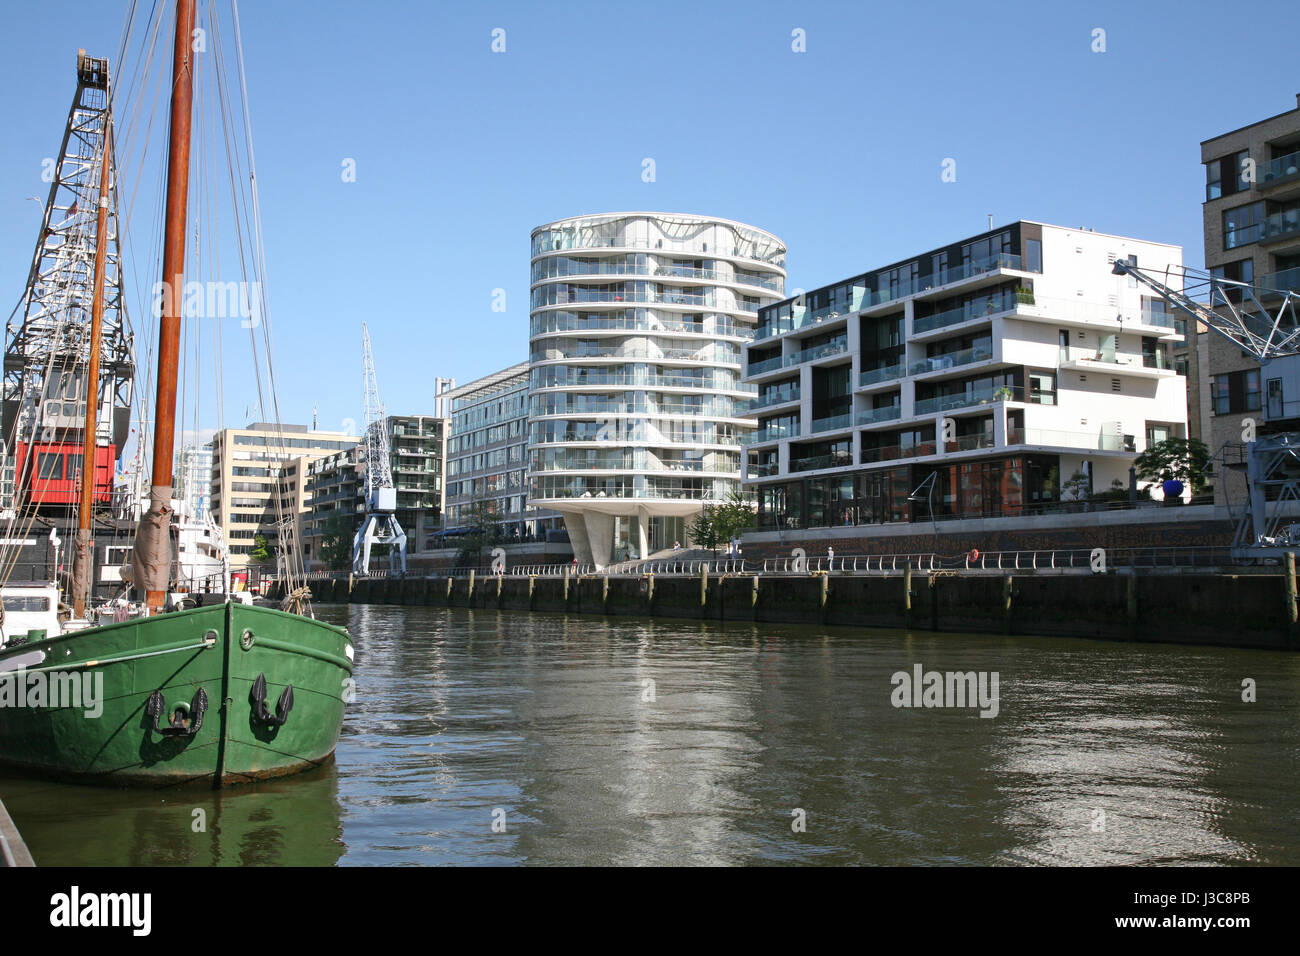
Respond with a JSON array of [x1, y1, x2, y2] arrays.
[[1, 0, 1296, 439]]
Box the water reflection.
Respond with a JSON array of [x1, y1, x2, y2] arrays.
[[4, 606, 1298, 866]]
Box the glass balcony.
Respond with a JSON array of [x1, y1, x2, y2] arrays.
[[1007, 427, 1141, 453], [1261, 208, 1300, 244], [908, 345, 994, 376], [810, 413, 853, 433], [786, 339, 848, 366], [1260, 150, 1300, 186], [791, 450, 853, 472], [860, 441, 937, 464], [1260, 266, 1300, 295], [913, 296, 1012, 334], [855, 406, 902, 426], [944, 433, 995, 453], [859, 363, 904, 388], [748, 355, 785, 376], [753, 384, 800, 410], [749, 461, 780, 478], [914, 384, 1022, 416], [752, 253, 1037, 339], [746, 422, 801, 444]]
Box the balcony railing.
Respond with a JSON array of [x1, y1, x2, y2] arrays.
[[913, 294, 1016, 334], [859, 363, 904, 388], [748, 355, 784, 376], [1260, 150, 1300, 186], [944, 433, 996, 453], [787, 339, 849, 366], [1260, 208, 1300, 244], [746, 422, 801, 444], [1007, 427, 1144, 453], [1260, 266, 1300, 295], [914, 385, 1023, 416], [749, 461, 780, 477], [908, 345, 994, 376], [753, 252, 1039, 338], [791, 450, 853, 472], [811, 412, 853, 433], [855, 406, 902, 426], [753, 384, 801, 410], [860, 441, 938, 464]]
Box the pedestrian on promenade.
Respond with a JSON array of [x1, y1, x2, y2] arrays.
[[828, 545, 835, 571]]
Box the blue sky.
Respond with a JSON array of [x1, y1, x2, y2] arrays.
[[1, 0, 1297, 439]]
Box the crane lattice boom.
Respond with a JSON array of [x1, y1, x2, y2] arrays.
[[1110, 260, 1300, 362]]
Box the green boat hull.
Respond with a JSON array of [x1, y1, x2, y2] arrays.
[[0, 602, 352, 787]]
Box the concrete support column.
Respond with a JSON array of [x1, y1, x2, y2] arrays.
[[636, 506, 650, 559], [584, 511, 616, 569], [560, 509, 592, 566]]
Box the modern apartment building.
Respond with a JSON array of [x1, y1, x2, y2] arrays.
[[383, 414, 446, 552], [208, 422, 357, 567], [527, 212, 787, 566], [300, 445, 363, 569], [443, 364, 559, 542], [743, 222, 1188, 531], [1201, 94, 1300, 504]]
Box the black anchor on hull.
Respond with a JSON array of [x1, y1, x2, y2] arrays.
[[146, 686, 209, 737], [250, 673, 294, 726]]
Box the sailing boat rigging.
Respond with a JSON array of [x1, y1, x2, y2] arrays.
[[0, 0, 354, 786]]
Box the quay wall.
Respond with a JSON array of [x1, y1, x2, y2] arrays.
[[294, 567, 1297, 651]]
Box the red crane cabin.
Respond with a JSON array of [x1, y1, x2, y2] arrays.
[[14, 440, 116, 506]]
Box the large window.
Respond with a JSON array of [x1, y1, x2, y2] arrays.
[[37, 453, 62, 479], [1029, 370, 1056, 405], [961, 231, 1012, 267], [1024, 238, 1042, 273], [1211, 368, 1261, 415], [1224, 202, 1265, 249]]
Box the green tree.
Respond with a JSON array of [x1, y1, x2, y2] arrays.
[[249, 533, 271, 564], [318, 513, 356, 570], [1134, 437, 1211, 491], [687, 489, 756, 556]]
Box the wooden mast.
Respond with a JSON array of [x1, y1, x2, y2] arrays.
[[71, 125, 112, 619], [141, 0, 196, 612]]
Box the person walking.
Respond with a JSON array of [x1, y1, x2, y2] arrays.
[[828, 545, 835, 571]]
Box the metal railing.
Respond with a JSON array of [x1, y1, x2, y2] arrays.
[[303, 545, 1240, 585]]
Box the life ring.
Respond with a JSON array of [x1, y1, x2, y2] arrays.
[[968, 549, 980, 562]]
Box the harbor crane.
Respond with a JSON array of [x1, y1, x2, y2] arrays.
[[1110, 260, 1300, 557], [351, 323, 406, 575]]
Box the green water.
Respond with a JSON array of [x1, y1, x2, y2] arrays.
[[3, 605, 1297, 865]]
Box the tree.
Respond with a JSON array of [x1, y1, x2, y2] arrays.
[[318, 513, 355, 570], [687, 489, 756, 556], [1134, 437, 1211, 491], [249, 533, 271, 564]]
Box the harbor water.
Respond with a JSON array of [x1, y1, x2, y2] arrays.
[[2, 604, 1297, 866]]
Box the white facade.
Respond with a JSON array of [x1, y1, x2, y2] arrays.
[[745, 222, 1189, 529], [528, 213, 786, 566]]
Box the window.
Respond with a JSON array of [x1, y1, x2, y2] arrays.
[[1224, 202, 1265, 249], [1235, 150, 1252, 192], [1211, 368, 1261, 414], [1206, 159, 1222, 201], [932, 251, 948, 279], [1024, 238, 1042, 273], [1029, 371, 1056, 405], [37, 453, 62, 479], [961, 231, 1011, 268]]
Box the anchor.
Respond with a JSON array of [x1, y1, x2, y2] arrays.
[[250, 673, 294, 726], [146, 686, 208, 737]]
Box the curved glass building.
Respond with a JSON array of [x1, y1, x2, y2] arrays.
[[528, 212, 786, 567]]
